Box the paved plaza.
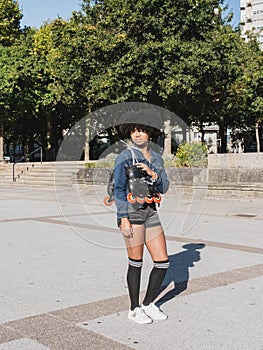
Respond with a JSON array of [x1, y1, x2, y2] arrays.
[[0, 183, 262, 350]]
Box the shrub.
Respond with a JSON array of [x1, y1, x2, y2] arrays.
[[163, 154, 177, 167], [85, 162, 96, 169], [175, 142, 207, 167], [94, 152, 117, 168]]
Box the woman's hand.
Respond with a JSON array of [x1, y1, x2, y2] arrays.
[[119, 218, 134, 238], [135, 163, 158, 181]]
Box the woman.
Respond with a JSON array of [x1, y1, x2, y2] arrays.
[[114, 123, 170, 324]]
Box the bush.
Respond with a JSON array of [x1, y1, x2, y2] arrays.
[[175, 142, 207, 167], [87, 152, 117, 168], [163, 154, 177, 167], [85, 161, 96, 169]]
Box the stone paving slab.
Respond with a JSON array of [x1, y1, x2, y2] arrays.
[[0, 185, 262, 349], [79, 276, 263, 350], [0, 339, 51, 350]]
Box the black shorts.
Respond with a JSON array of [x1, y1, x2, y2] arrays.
[[118, 205, 161, 228]]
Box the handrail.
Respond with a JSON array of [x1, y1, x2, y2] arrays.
[[13, 147, 43, 182]]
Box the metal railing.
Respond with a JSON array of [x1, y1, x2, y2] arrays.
[[13, 147, 43, 182]]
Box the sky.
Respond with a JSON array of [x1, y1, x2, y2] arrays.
[[19, 0, 82, 28], [19, 0, 240, 29]]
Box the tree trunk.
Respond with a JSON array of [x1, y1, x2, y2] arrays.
[[163, 118, 171, 156], [182, 123, 187, 142], [199, 123, 205, 143], [44, 110, 54, 161], [219, 123, 227, 153], [255, 120, 261, 153], [0, 124, 3, 161], [84, 113, 91, 161]]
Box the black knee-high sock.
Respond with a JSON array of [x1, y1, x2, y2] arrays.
[[127, 258, 143, 310], [142, 260, 170, 306]]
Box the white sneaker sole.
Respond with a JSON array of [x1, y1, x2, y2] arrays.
[[127, 308, 153, 324], [142, 304, 168, 321], [127, 315, 153, 324]]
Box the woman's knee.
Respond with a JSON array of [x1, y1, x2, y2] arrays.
[[127, 245, 144, 261], [146, 233, 167, 259]]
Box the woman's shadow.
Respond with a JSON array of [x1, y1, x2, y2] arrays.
[[156, 243, 206, 306]]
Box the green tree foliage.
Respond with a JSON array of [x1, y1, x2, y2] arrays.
[[79, 0, 226, 109], [183, 25, 248, 152], [233, 40, 263, 152], [0, 0, 262, 161], [78, 2, 243, 118], [29, 18, 98, 159], [0, 29, 41, 143], [78, 0, 254, 153], [0, 0, 23, 159], [0, 0, 22, 46]]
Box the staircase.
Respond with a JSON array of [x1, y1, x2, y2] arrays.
[[0, 161, 86, 187], [0, 162, 13, 186]]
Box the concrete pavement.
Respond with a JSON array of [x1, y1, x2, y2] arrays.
[[0, 184, 262, 349]]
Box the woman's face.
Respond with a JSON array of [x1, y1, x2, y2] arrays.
[[130, 128, 149, 147]]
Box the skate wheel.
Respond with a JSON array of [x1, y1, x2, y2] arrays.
[[145, 196, 153, 204], [103, 196, 114, 206], [127, 193, 136, 204], [153, 193, 162, 203], [136, 196, 145, 204]]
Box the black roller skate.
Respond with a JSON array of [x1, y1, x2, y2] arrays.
[[103, 170, 115, 206], [147, 182, 162, 204], [103, 140, 161, 207], [126, 165, 162, 204]]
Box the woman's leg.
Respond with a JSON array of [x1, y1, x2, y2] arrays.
[[124, 224, 145, 310], [142, 226, 169, 306], [145, 226, 168, 261]]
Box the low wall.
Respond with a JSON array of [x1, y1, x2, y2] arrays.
[[77, 153, 263, 198], [207, 153, 263, 198], [208, 153, 263, 169]]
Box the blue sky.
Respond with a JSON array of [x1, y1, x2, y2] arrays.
[[19, 0, 240, 28], [19, 0, 82, 28]]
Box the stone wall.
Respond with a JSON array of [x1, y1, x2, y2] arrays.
[[77, 153, 263, 198], [208, 153, 263, 169], [206, 153, 263, 198]]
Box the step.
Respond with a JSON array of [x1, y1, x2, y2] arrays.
[[0, 161, 86, 187]]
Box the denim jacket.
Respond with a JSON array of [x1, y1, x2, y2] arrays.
[[114, 147, 170, 219]]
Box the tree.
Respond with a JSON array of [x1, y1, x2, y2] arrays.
[[1, 0, 261, 162], [78, 0, 246, 154], [233, 39, 263, 152], [73, 0, 228, 154], [30, 18, 98, 160], [0, 29, 43, 160], [0, 0, 22, 46], [1, 15, 98, 161], [188, 25, 248, 152], [78, 0, 217, 105], [0, 0, 22, 160]]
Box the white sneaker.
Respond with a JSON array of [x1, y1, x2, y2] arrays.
[[141, 303, 168, 320], [127, 307, 153, 324]]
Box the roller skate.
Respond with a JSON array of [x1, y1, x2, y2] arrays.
[[103, 170, 115, 206], [126, 165, 162, 204], [146, 182, 162, 204]]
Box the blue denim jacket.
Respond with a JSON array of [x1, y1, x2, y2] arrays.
[[114, 147, 170, 219]]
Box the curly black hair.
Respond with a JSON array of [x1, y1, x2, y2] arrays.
[[117, 109, 162, 139], [118, 123, 157, 139]]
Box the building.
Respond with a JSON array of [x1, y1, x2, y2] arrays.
[[240, 0, 263, 48], [171, 123, 220, 154]]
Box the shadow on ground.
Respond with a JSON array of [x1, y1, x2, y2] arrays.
[[157, 243, 206, 306]]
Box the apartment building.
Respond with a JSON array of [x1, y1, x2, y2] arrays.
[[240, 0, 263, 47]]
